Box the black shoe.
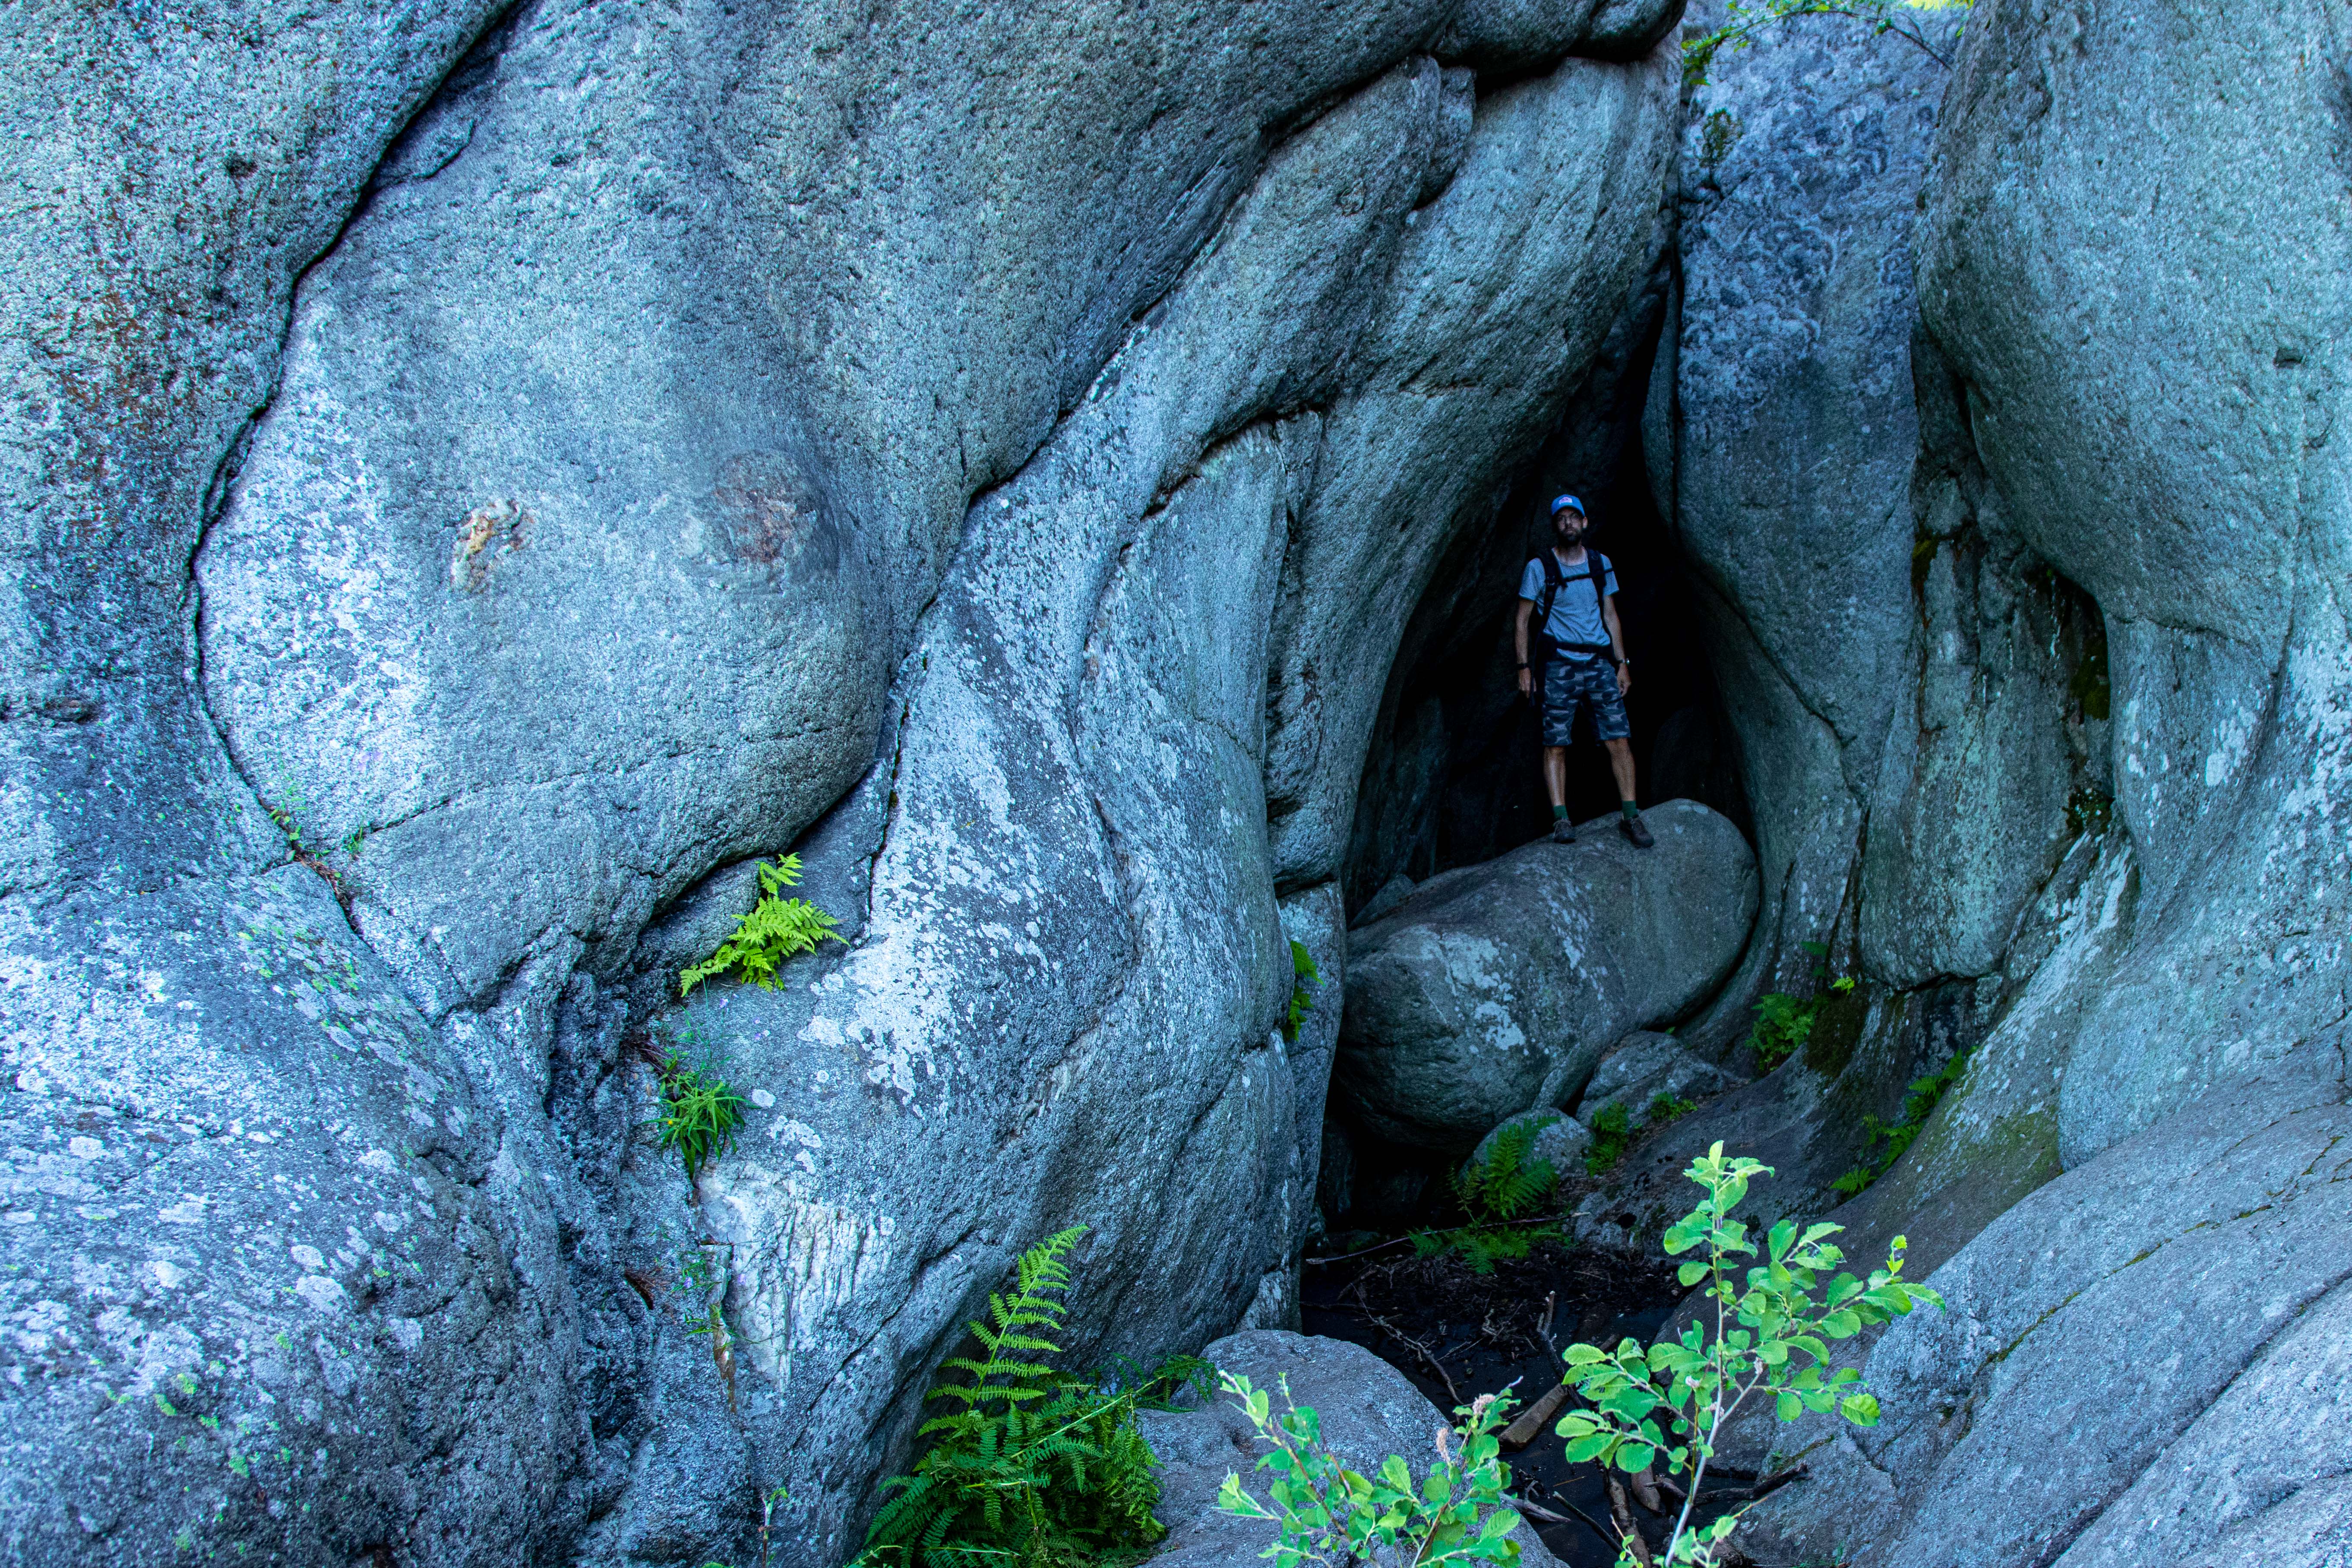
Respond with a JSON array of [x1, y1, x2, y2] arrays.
[[1551, 817, 1577, 844], [1620, 813, 1655, 850]]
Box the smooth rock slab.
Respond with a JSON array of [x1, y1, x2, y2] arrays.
[[1335, 800, 1758, 1151]]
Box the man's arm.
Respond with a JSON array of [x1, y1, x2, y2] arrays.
[[1604, 595, 1631, 694], [1515, 599, 1536, 697]]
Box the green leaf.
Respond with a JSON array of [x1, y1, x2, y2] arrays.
[[1774, 1391, 1801, 1422], [1677, 1260, 1708, 1287], [1562, 1432, 1614, 1464], [1617, 1443, 1656, 1476], [1840, 1392, 1881, 1426]]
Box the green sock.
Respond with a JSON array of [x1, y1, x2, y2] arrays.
[[1621, 799, 1640, 821], [1552, 805, 1569, 821]]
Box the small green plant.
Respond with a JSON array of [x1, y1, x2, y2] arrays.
[[1750, 942, 1858, 1072], [1684, 0, 1972, 87], [1830, 1049, 1971, 1197], [1649, 1094, 1697, 1126], [1214, 1376, 1529, 1568], [680, 856, 846, 996], [1555, 1144, 1943, 1566], [652, 1055, 748, 1180], [1698, 107, 1742, 167], [1413, 1117, 1565, 1273], [859, 1228, 1167, 1568], [1585, 1102, 1634, 1176], [1281, 940, 1321, 1044]]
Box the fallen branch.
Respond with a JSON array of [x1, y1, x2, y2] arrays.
[[1369, 1313, 1460, 1405], [1500, 1382, 1571, 1449]]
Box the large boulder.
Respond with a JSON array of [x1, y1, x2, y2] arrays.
[[1334, 800, 1757, 1151], [1141, 1330, 1565, 1568]]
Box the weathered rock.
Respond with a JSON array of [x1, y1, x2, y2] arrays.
[[1335, 800, 1757, 1151], [1663, 1, 1970, 1018], [1141, 1330, 1565, 1568], [1728, 0, 2352, 1559], [0, 2, 1688, 1561], [1573, 1030, 1742, 1126], [1737, 1040, 2352, 1568]]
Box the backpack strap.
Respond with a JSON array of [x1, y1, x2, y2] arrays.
[[1532, 552, 1568, 660]]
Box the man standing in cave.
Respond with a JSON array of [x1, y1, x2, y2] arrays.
[[1515, 493, 1652, 848]]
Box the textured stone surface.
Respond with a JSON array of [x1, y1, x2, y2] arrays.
[[1141, 1330, 1563, 1568], [1721, 1, 2352, 1560], [0, 2, 1685, 1562], [1663, 3, 1966, 1018], [1573, 1029, 1742, 1126], [1336, 800, 1756, 1151]]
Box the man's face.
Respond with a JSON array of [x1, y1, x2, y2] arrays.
[[1553, 507, 1587, 544]]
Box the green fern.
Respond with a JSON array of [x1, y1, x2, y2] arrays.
[[1408, 1118, 1565, 1274], [1585, 1102, 1634, 1176], [1280, 941, 1320, 1044], [680, 856, 846, 996], [860, 1228, 1169, 1568]]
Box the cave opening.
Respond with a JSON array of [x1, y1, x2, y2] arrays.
[[1340, 283, 1748, 925]]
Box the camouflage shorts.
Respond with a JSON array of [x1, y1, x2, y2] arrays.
[[1541, 654, 1628, 746]]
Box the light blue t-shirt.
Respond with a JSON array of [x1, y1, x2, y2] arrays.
[[1519, 550, 1617, 661]]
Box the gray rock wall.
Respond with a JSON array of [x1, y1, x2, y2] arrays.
[[1678, 2, 2352, 1562], [0, 2, 1683, 1564]]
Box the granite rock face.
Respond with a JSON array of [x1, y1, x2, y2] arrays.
[[1684, 2, 2352, 1562], [0, 2, 1682, 1563], [1335, 800, 1756, 1151]]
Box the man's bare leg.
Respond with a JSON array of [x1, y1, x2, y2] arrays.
[[1604, 737, 1637, 802], [1543, 745, 1575, 842], [1543, 746, 1569, 809]]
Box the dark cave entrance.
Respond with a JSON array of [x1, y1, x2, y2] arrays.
[[1341, 288, 1747, 919]]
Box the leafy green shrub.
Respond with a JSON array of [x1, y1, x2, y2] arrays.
[[1411, 1117, 1564, 1273], [860, 1228, 1170, 1568], [1215, 1376, 1529, 1568], [652, 1055, 748, 1181], [1830, 1049, 1971, 1197], [1585, 1102, 1634, 1176], [1555, 1144, 1942, 1566], [680, 855, 845, 996], [1684, 0, 1972, 88], [1280, 940, 1321, 1044]]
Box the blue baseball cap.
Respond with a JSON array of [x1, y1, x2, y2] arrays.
[[1550, 493, 1586, 516]]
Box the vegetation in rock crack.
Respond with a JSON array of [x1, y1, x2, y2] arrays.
[[1648, 1093, 1697, 1126], [1555, 1144, 1943, 1566], [1214, 1374, 1529, 1568], [1683, 0, 1973, 87], [1586, 1101, 1635, 1176], [1281, 939, 1321, 1044], [1749, 942, 1856, 1072], [679, 854, 845, 996], [2066, 786, 2114, 838], [860, 1227, 1189, 1568], [1412, 1117, 1564, 1273], [652, 1053, 748, 1181], [1830, 1048, 1971, 1197], [677, 1241, 741, 1408]]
